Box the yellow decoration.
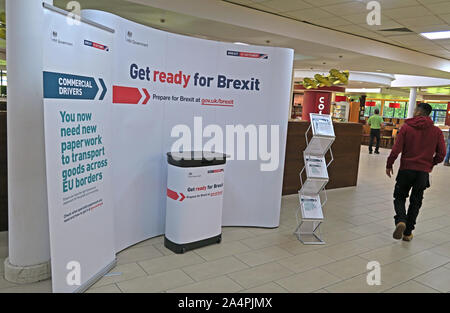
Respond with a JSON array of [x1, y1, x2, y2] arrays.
[[301, 69, 350, 89]]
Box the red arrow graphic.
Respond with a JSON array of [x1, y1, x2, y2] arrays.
[[142, 88, 150, 105], [179, 193, 186, 202], [113, 86, 142, 104], [167, 188, 179, 201]]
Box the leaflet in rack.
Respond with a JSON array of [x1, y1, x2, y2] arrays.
[[311, 114, 335, 137], [299, 194, 323, 220], [304, 155, 328, 180], [304, 114, 335, 156]]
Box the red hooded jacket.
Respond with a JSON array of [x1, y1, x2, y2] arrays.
[[387, 116, 446, 173]]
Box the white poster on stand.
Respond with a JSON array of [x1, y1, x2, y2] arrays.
[[82, 10, 294, 252], [42, 9, 115, 292]]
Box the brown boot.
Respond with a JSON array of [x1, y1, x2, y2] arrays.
[[402, 234, 414, 241], [393, 222, 406, 240]]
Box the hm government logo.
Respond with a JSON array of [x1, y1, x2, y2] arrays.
[[125, 30, 149, 48], [188, 172, 202, 178], [50, 30, 74, 47]]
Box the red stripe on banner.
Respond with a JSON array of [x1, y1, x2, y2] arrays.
[[113, 86, 142, 104], [179, 193, 185, 202], [93, 42, 105, 50], [167, 188, 179, 201], [239, 52, 260, 58]]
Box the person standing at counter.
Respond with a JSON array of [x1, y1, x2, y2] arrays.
[[386, 103, 446, 242], [367, 108, 383, 154]]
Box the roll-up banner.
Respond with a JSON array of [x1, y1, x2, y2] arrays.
[[42, 8, 116, 292], [81, 10, 294, 251], [82, 10, 294, 252]]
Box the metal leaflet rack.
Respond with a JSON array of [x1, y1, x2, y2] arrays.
[[294, 113, 336, 245]]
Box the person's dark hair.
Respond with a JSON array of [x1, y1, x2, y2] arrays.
[[374, 108, 380, 114], [417, 103, 432, 116]]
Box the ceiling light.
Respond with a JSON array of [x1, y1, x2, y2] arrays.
[[376, 69, 383, 72], [345, 88, 381, 93], [420, 30, 450, 40], [233, 42, 249, 45]]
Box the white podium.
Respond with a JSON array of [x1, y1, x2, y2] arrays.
[[165, 151, 227, 254], [295, 114, 335, 245]]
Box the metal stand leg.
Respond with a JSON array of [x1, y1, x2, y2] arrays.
[[293, 219, 325, 245]]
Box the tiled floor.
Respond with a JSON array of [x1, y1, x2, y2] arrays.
[[1, 146, 450, 293]]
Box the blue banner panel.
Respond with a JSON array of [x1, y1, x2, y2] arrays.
[[43, 71, 106, 100]]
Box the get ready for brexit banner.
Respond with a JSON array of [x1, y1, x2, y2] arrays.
[[42, 8, 115, 293], [82, 10, 294, 253]]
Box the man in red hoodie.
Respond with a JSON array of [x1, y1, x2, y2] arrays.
[[386, 103, 446, 241]]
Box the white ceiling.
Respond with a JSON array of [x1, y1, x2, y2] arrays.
[[225, 0, 450, 59], [45, 0, 450, 80]]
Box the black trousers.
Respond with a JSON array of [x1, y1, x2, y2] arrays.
[[393, 170, 430, 235], [369, 129, 380, 152]]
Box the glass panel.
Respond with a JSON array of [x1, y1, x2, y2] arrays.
[[433, 110, 447, 126], [383, 101, 407, 119], [429, 102, 448, 110], [364, 100, 382, 117]]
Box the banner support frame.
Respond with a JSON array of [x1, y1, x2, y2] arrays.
[[73, 259, 117, 293]]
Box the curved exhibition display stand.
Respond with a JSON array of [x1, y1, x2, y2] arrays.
[[27, 5, 294, 292]]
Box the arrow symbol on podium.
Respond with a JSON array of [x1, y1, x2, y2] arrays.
[[167, 189, 186, 202]]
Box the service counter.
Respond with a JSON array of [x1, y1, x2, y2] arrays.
[[282, 120, 362, 195]]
